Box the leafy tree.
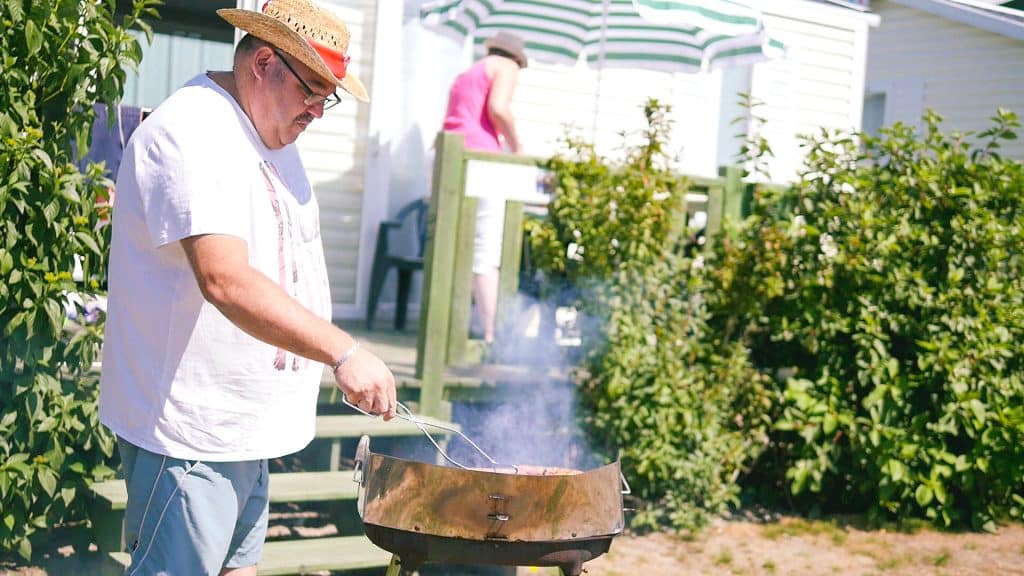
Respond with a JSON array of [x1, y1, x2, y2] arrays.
[[0, 0, 156, 559]]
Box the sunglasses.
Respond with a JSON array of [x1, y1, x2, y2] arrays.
[[273, 50, 341, 110]]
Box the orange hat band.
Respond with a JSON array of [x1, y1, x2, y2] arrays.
[[307, 36, 350, 80]]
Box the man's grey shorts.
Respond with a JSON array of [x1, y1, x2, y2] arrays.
[[117, 438, 269, 575]]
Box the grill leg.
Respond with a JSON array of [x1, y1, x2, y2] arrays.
[[560, 561, 583, 576], [385, 555, 403, 576]]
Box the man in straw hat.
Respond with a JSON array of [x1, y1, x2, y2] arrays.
[[99, 1, 394, 573]]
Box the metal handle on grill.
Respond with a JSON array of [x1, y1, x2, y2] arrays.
[[352, 435, 370, 518], [342, 394, 507, 470]]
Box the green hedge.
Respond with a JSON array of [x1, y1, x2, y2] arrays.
[[532, 102, 1023, 532], [529, 101, 773, 532], [0, 1, 155, 559], [710, 110, 1024, 530]]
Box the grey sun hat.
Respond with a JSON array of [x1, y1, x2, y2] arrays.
[[484, 31, 528, 69]]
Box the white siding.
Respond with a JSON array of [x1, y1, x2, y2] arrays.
[[748, 10, 870, 183], [496, 1, 878, 185], [867, 0, 1024, 159], [297, 0, 377, 310], [122, 33, 234, 109], [513, 65, 725, 178]]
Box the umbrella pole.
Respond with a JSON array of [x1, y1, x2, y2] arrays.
[[591, 0, 611, 136]]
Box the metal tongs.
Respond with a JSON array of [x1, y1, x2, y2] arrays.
[[342, 394, 516, 472], [343, 395, 632, 495]]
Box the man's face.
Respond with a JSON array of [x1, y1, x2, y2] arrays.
[[253, 48, 339, 149]]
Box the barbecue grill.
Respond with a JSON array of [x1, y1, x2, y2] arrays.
[[352, 433, 626, 576]]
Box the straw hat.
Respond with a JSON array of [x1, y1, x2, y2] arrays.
[[217, 0, 369, 102], [484, 31, 528, 69]]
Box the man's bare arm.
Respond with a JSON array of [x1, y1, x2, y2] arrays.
[[181, 233, 396, 418]]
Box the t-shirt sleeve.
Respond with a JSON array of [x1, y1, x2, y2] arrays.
[[138, 127, 252, 248]]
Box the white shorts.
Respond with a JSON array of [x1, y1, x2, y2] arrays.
[[473, 197, 506, 274]]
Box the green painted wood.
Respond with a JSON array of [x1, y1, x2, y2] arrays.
[[91, 470, 362, 512], [315, 414, 456, 438], [721, 165, 745, 224], [89, 498, 125, 554], [102, 536, 392, 576], [446, 195, 479, 365], [705, 181, 724, 251], [416, 131, 466, 418], [266, 471, 360, 503], [462, 149, 545, 166], [102, 552, 130, 576], [259, 536, 392, 575], [495, 201, 525, 339], [385, 554, 403, 576], [90, 479, 129, 511]]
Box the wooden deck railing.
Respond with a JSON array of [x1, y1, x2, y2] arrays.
[[413, 131, 755, 419]]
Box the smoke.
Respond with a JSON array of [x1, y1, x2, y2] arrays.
[[445, 291, 604, 471]]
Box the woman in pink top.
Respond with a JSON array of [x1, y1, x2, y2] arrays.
[[442, 31, 527, 345]]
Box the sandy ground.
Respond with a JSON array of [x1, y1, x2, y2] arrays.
[[4, 517, 1023, 575], [575, 519, 1024, 576]]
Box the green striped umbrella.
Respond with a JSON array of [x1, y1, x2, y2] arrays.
[[420, 0, 784, 73]]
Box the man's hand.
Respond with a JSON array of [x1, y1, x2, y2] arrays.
[[334, 347, 397, 420]]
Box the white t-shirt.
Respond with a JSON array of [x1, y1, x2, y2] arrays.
[[100, 74, 332, 461]]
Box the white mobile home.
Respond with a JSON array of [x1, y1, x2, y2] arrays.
[[116, 0, 897, 322], [863, 0, 1024, 159]]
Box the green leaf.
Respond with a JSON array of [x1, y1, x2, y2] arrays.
[[915, 484, 933, 507], [24, 20, 43, 54], [17, 536, 31, 560], [74, 232, 102, 256], [91, 464, 116, 481], [823, 413, 837, 435], [61, 486, 76, 506], [31, 148, 53, 170], [36, 467, 58, 498], [887, 460, 906, 482], [7, 0, 25, 24]]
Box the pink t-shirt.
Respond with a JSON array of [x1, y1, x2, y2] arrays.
[[442, 59, 502, 152]]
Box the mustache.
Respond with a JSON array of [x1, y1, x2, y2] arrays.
[[296, 113, 315, 124]]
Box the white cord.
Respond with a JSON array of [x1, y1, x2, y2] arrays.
[[129, 459, 199, 575]]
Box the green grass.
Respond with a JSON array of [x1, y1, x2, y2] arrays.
[[714, 548, 734, 566], [761, 559, 777, 574], [761, 518, 847, 545], [931, 550, 952, 566], [877, 556, 903, 571]]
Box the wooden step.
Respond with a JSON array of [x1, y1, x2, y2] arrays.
[[90, 470, 362, 553], [102, 535, 393, 576], [92, 470, 360, 512]]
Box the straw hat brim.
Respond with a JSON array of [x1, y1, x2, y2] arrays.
[[217, 8, 369, 103]]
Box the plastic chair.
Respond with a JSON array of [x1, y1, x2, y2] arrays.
[[366, 197, 429, 330]]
